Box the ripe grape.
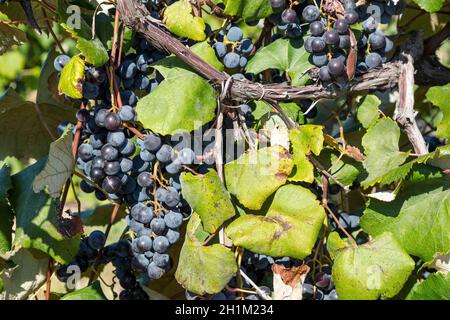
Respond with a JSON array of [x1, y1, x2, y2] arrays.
[[102, 175, 122, 194], [281, 9, 297, 24], [223, 52, 240, 69], [101, 144, 119, 161], [311, 37, 326, 53], [153, 236, 170, 253], [311, 53, 328, 67], [310, 21, 325, 36], [327, 58, 345, 76], [369, 31, 386, 50], [344, 10, 359, 25], [324, 30, 340, 45], [53, 55, 71, 72], [104, 113, 122, 131], [227, 26, 243, 42], [319, 66, 332, 81], [88, 230, 106, 250], [334, 19, 349, 34], [339, 35, 350, 49], [213, 42, 227, 59], [302, 5, 320, 22], [270, 0, 285, 9], [365, 52, 382, 69]]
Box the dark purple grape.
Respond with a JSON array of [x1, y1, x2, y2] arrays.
[[90, 167, 105, 183], [327, 58, 345, 76], [281, 9, 297, 24], [319, 66, 332, 81], [311, 37, 326, 53], [334, 19, 349, 34], [338, 35, 350, 49], [102, 175, 122, 194], [323, 30, 340, 45], [104, 112, 122, 131], [365, 52, 382, 69], [305, 37, 314, 53], [311, 53, 328, 67], [270, 0, 285, 9], [344, 10, 359, 25], [310, 21, 325, 36], [369, 31, 386, 50], [302, 5, 320, 22]]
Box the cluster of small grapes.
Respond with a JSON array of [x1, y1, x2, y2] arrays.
[[53, 34, 200, 298], [356, 0, 404, 72], [212, 25, 254, 77], [57, 231, 149, 300], [301, 2, 359, 82], [269, 0, 307, 38]]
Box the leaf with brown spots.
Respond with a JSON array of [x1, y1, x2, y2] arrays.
[[224, 146, 294, 210], [226, 184, 326, 259]]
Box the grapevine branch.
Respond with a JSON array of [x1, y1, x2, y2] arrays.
[[116, 0, 447, 157], [116, 0, 402, 102]]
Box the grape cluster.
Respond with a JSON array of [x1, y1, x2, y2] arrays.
[[269, 0, 308, 38], [267, 0, 404, 83], [54, 33, 202, 299], [212, 25, 255, 77]]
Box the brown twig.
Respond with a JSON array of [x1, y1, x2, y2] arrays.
[[45, 258, 53, 300], [110, 9, 121, 66], [41, 8, 66, 54]]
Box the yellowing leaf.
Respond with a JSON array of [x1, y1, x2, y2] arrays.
[[58, 55, 85, 99], [289, 125, 324, 183], [224, 146, 294, 210], [226, 184, 326, 259], [163, 1, 206, 41]]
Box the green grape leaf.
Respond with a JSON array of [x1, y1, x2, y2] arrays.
[[9, 159, 80, 264], [223, 0, 274, 21], [0, 24, 26, 55], [364, 144, 450, 187], [326, 231, 351, 260], [33, 128, 74, 198], [356, 95, 380, 128], [412, 0, 446, 13], [288, 125, 324, 183], [361, 177, 450, 262], [136, 71, 217, 135], [163, 0, 206, 41], [406, 272, 450, 300], [426, 84, 450, 138], [180, 170, 235, 233], [62, 24, 109, 67], [246, 38, 312, 86], [81, 205, 128, 247], [175, 213, 237, 295], [226, 184, 326, 259], [61, 281, 106, 300], [318, 148, 362, 186], [224, 146, 294, 210], [0, 165, 13, 254], [0, 89, 76, 161], [155, 41, 224, 74], [361, 118, 409, 187], [332, 232, 415, 300], [58, 55, 85, 99]]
